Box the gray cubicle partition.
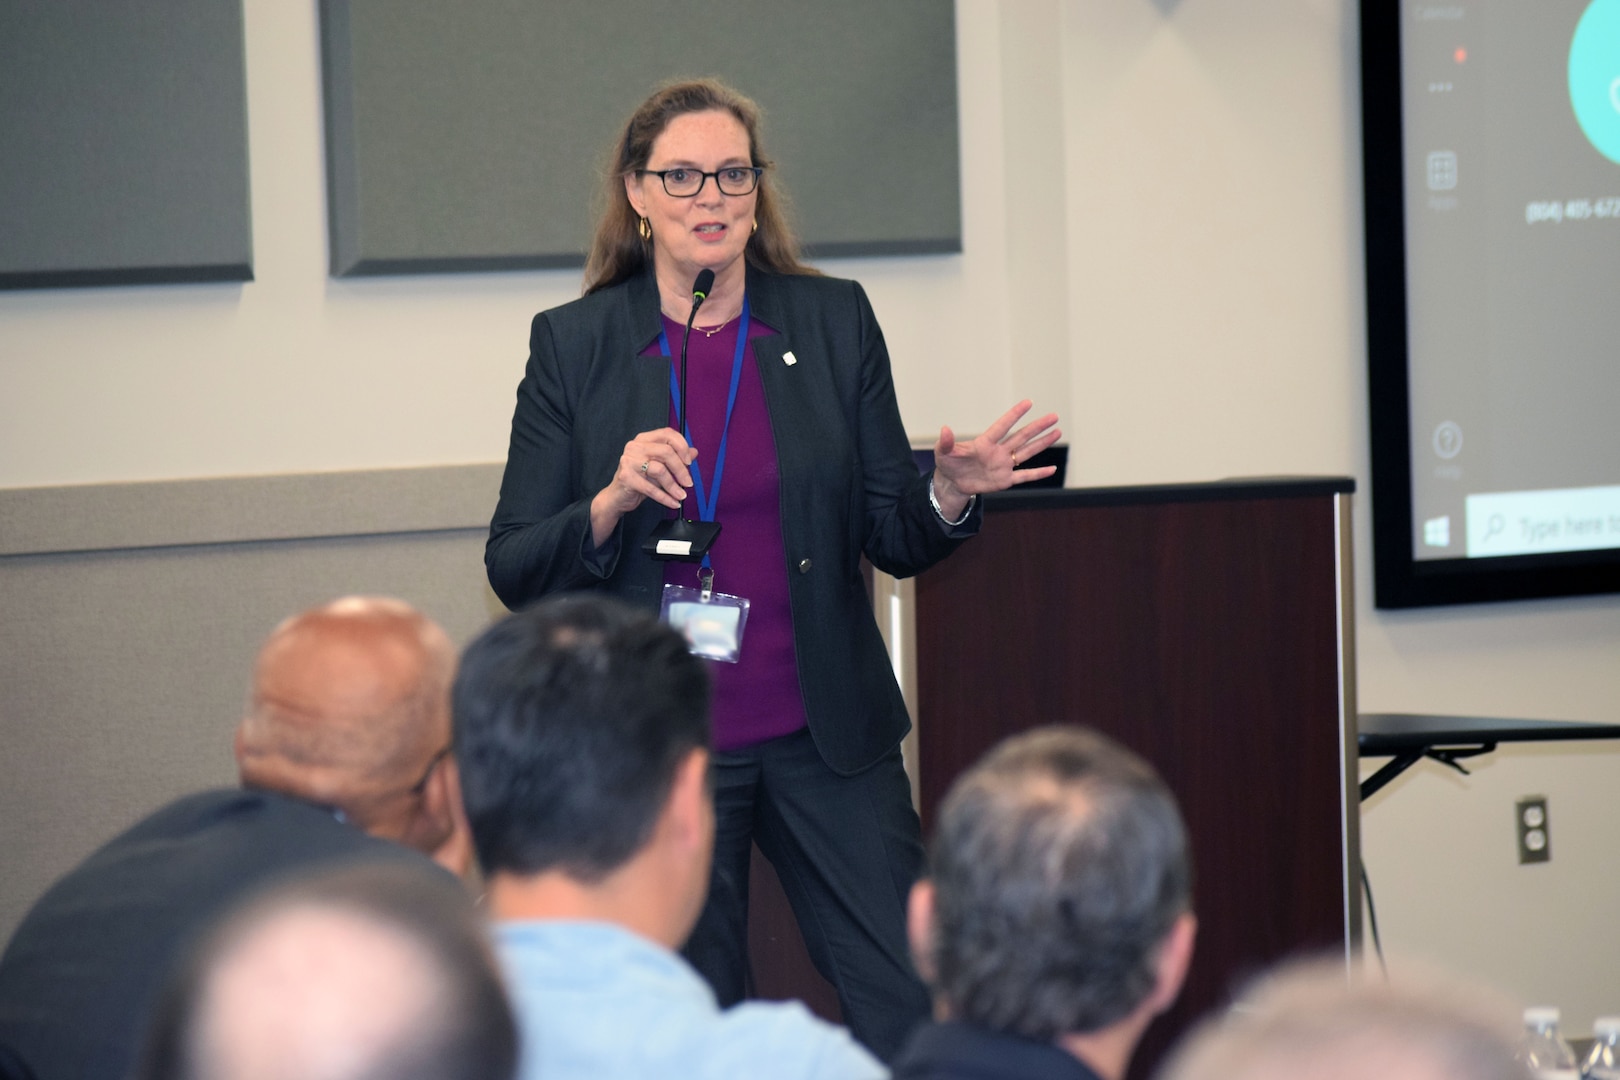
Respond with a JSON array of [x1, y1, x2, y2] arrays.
[[0, 1, 253, 290], [319, 0, 960, 276], [0, 465, 507, 947]]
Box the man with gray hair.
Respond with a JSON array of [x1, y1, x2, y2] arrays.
[[893, 725, 1197, 1080], [1156, 957, 1532, 1080]]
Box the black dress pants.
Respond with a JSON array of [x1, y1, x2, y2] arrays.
[[680, 726, 932, 1062]]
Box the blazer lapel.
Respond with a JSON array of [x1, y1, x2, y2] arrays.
[[628, 268, 672, 434]]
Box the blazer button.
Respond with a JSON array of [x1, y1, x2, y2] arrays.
[[798, 558, 812, 574]]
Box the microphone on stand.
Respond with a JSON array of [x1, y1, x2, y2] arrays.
[[643, 269, 722, 562], [676, 268, 717, 472]]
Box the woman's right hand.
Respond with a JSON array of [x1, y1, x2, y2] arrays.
[[589, 428, 698, 547]]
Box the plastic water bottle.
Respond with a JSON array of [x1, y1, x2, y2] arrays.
[[1524, 1007, 1580, 1080], [1581, 1017, 1620, 1080]]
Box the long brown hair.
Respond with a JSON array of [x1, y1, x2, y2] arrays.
[[582, 78, 819, 295]]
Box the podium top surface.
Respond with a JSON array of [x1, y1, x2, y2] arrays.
[[985, 475, 1355, 512], [1359, 712, 1620, 754]]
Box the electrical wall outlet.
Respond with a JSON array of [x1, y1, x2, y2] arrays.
[[1517, 796, 1550, 864]]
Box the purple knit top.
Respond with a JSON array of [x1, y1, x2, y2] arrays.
[[643, 312, 808, 752]]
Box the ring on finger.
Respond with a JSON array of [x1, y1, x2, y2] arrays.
[[639, 461, 650, 475]]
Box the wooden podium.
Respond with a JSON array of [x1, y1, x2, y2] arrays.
[[748, 477, 1360, 1076]]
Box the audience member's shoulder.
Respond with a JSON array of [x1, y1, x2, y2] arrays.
[[94, 787, 358, 836], [714, 999, 886, 1080], [0, 1041, 37, 1080], [90, 788, 254, 840], [33, 789, 270, 882], [69, 788, 445, 898], [891, 1021, 1101, 1080]]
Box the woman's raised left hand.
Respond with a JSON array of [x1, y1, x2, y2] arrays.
[[931, 400, 1061, 521]]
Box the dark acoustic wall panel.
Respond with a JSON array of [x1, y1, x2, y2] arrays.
[[0, 2, 253, 290], [320, 0, 959, 276]]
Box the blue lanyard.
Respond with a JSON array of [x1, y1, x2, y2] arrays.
[[659, 297, 751, 536]]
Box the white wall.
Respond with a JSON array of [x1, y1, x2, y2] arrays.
[[4, 0, 1620, 1031], [1047, 0, 1620, 1031]]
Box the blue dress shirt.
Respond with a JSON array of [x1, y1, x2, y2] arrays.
[[497, 919, 887, 1080]]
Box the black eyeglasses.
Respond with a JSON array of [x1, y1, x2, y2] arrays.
[[637, 166, 764, 198]]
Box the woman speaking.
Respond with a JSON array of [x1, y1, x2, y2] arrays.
[[486, 79, 1058, 1059]]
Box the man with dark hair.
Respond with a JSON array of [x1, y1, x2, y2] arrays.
[[138, 863, 517, 1080], [454, 595, 883, 1080], [893, 726, 1197, 1080], [0, 597, 473, 1080]]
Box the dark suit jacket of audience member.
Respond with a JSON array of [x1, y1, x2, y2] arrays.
[[891, 1021, 1105, 1080], [0, 1041, 36, 1080], [0, 789, 449, 1080]]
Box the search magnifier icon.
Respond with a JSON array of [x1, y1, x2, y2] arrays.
[[1482, 513, 1505, 543]]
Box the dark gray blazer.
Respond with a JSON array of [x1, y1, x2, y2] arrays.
[[486, 264, 981, 775], [0, 790, 449, 1080]]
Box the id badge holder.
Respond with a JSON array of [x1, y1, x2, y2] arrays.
[[660, 568, 750, 663]]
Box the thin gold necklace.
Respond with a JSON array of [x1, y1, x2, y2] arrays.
[[692, 316, 735, 338]]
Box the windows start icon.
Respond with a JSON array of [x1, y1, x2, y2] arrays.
[[1423, 515, 1452, 548]]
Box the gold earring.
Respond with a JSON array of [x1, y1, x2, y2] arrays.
[[751, 220, 758, 235], [638, 216, 652, 241]]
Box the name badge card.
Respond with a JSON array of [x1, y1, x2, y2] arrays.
[[661, 581, 750, 664]]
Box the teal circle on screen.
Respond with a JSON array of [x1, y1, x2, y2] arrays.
[[1569, 0, 1620, 164]]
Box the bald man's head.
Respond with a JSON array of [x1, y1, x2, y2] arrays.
[[1158, 958, 1530, 1080], [139, 864, 515, 1080], [235, 598, 461, 860], [193, 905, 439, 1080]]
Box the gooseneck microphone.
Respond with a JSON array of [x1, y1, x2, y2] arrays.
[[643, 269, 722, 562], [676, 269, 714, 521], [692, 268, 715, 301], [676, 268, 715, 447]]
